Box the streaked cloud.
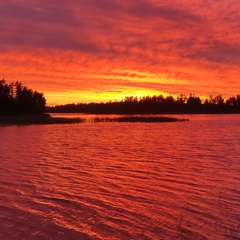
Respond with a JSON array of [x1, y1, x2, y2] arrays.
[[1, 0, 239, 104]]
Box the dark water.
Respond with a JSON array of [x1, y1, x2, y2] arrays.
[[0, 114, 240, 239]]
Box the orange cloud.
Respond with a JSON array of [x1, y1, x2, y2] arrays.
[[0, 0, 239, 105]]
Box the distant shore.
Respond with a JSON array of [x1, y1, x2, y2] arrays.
[[0, 114, 82, 125], [0, 114, 188, 125], [46, 94, 240, 114]]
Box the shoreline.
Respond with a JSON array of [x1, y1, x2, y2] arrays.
[[0, 115, 83, 126], [0, 115, 188, 125]]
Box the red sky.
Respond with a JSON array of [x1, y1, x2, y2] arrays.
[[1, 0, 240, 105]]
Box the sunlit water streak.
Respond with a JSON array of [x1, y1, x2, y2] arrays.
[[0, 114, 240, 239]]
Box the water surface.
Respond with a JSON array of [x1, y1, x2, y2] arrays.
[[1, 114, 240, 239]]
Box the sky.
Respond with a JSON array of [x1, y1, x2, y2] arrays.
[[1, 0, 240, 105]]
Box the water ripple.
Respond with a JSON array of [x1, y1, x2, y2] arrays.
[[0, 114, 240, 239]]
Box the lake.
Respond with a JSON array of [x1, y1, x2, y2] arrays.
[[0, 114, 240, 239]]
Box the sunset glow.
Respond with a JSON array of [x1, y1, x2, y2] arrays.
[[1, 0, 240, 105]]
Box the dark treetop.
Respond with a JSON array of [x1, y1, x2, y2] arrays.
[[0, 79, 46, 115]]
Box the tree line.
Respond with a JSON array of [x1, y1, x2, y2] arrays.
[[0, 79, 46, 115], [47, 93, 240, 114], [1, 78, 239, 115]]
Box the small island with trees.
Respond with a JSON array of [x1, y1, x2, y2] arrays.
[[1, 79, 240, 125]]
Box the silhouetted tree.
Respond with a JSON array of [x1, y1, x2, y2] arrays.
[[0, 80, 46, 115], [0, 80, 13, 114], [186, 94, 201, 112]]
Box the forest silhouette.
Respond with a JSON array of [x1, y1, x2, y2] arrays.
[[1, 79, 240, 115], [0, 79, 46, 115], [48, 94, 240, 114]]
